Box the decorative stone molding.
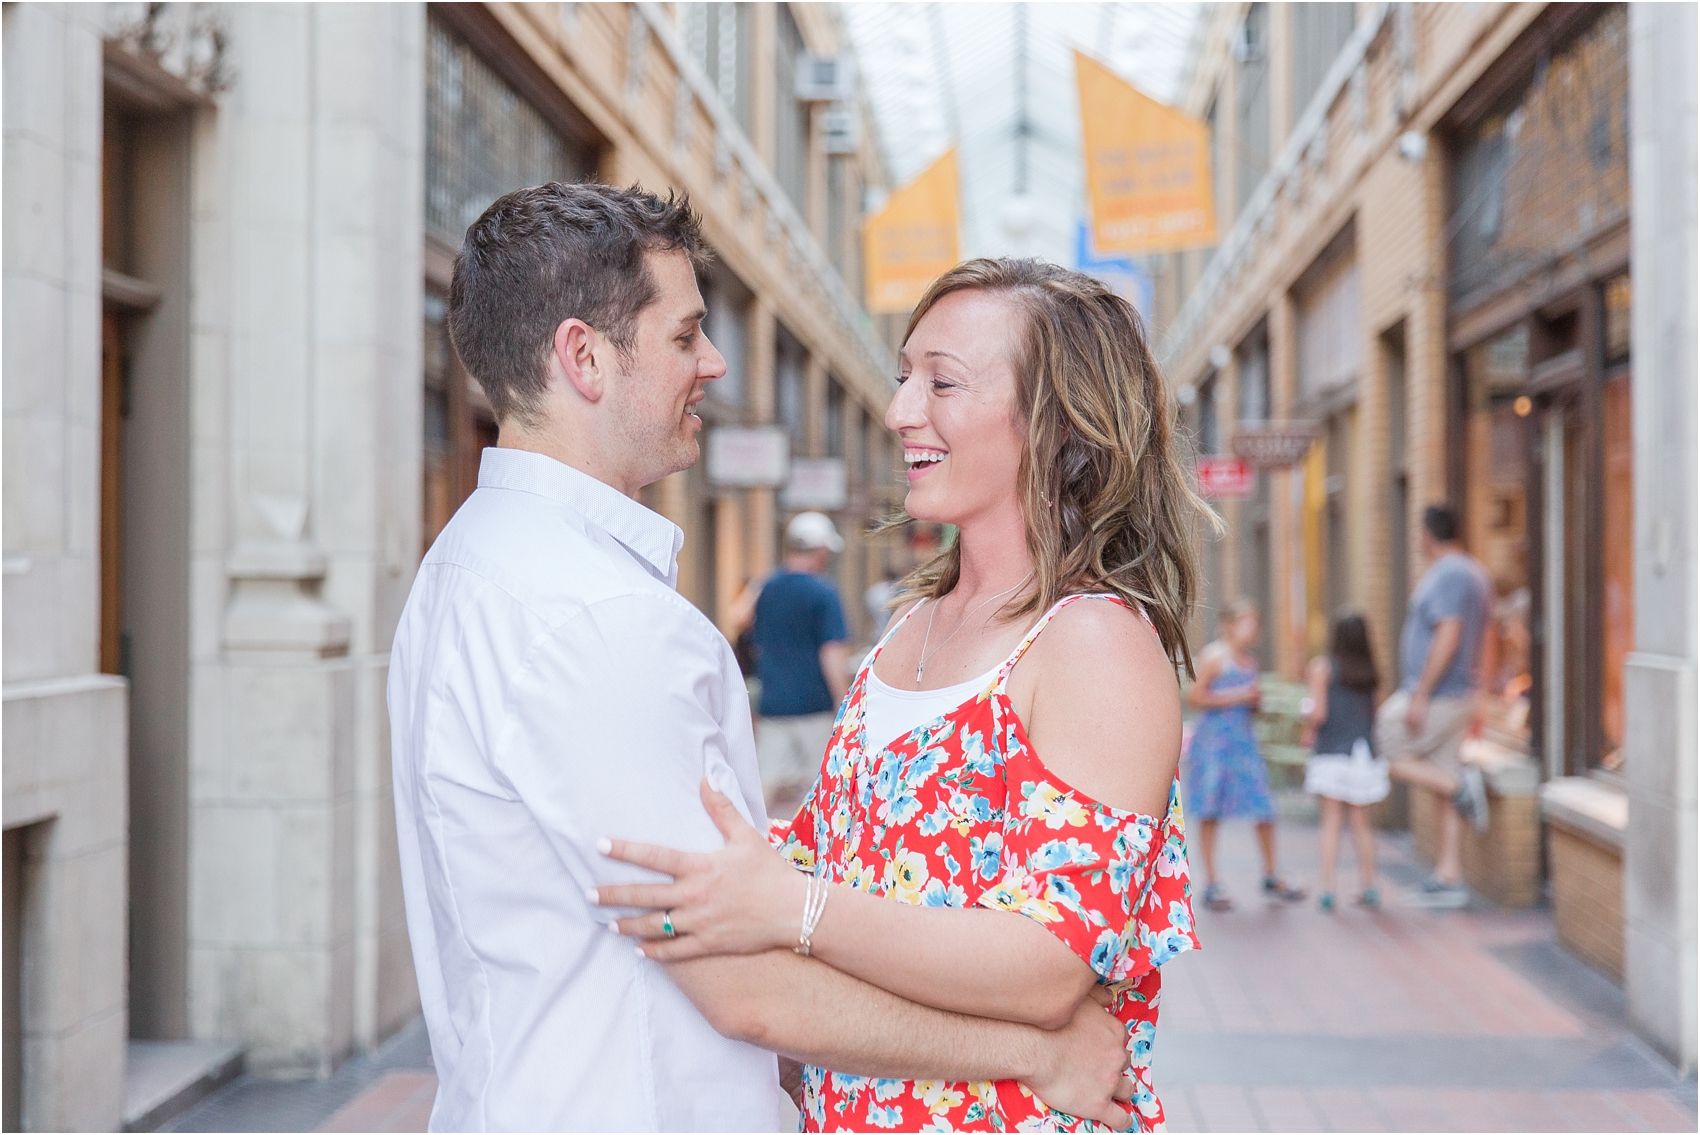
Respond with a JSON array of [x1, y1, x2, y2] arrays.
[[104, 2, 234, 96], [223, 541, 350, 659]]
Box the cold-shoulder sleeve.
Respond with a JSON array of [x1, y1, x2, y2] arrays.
[[977, 775, 1199, 983]]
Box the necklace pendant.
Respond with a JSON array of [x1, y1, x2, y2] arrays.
[[915, 661, 924, 684]]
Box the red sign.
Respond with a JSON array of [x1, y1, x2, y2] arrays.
[[1197, 456, 1255, 499]]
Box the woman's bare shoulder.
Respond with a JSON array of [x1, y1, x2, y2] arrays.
[[1021, 597, 1181, 815]]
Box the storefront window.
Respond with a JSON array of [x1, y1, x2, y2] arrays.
[[1462, 326, 1532, 743], [422, 289, 454, 552]]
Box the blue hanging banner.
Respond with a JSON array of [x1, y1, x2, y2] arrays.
[[1073, 219, 1153, 321]]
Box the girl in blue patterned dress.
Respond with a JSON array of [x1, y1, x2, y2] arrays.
[[1185, 599, 1305, 910]]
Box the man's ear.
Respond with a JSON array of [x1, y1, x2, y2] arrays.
[[554, 318, 603, 403]]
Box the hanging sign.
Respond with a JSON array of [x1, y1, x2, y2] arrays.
[[1073, 220, 1153, 319], [706, 427, 789, 487], [1196, 456, 1255, 499], [1075, 51, 1217, 256], [781, 458, 848, 510], [862, 149, 961, 314], [1231, 423, 1320, 468]]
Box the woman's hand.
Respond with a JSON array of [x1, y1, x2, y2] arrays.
[[590, 778, 810, 961], [1023, 986, 1136, 1130]]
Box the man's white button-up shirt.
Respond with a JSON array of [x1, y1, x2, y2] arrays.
[[388, 447, 789, 1132]]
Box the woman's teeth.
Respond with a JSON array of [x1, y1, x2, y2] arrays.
[[905, 451, 946, 466]]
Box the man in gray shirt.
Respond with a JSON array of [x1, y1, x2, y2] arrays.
[[1375, 504, 1493, 908]]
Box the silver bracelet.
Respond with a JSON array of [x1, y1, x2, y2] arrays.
[[794, 874, 830, 956]]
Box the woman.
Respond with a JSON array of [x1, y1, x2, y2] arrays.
[[593, 259, 1211, 1132], [1302, 612, 1388, 911], [1183, 601, 1305, 911]]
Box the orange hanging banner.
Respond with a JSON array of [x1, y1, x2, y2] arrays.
[[862, 149, 961, 315], [1075, 51, 1217, 256]]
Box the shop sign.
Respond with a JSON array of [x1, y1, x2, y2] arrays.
[[1196, 457, 1255, 499], [706, 427, 789, 488], [1232, 423, 1319, 468], [781, 458, 848, 511]]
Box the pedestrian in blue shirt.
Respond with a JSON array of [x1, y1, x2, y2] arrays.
[[751, 512, 851, 817]]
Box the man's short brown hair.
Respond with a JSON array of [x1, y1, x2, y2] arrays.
[[447, 182, 709, 424]]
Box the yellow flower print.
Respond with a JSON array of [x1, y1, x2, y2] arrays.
[[842, 856, 878, 892], [1020, 781, 1090, 829], [884, 849, 930, 903], [978, 869, 1063, 923], [911, 1080, 965, 1115], [968, 1080, 999, 1111], [780, 840, 816, 872]]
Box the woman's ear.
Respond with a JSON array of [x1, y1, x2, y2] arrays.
[[554, 318, 604, 403]]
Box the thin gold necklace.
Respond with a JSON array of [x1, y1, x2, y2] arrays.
[[915, 572, 1035, 687]]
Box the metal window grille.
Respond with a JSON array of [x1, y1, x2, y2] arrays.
[[425, 16, 593, 245]]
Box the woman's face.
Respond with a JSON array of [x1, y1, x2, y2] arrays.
[[885, 289, 1026, 529]]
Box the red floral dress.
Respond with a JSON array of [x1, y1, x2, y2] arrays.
[[772, 594, 1199, 1132]]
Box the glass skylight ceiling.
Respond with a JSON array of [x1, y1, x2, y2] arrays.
[[844, 2, 1206, 268]]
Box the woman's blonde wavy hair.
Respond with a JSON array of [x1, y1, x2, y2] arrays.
[[891, 258, 1220, 678]]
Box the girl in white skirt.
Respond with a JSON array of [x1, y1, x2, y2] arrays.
[[1302, 613, 1389, 911]]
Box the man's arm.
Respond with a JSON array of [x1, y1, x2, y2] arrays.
[[664, 949, 1132, 1128], [819, 640, 851, 705], [1405, 617, 1461, 733]]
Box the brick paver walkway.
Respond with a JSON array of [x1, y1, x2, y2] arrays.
[[168, 808, 1694, 1133], [1153, 806, 1696, 1132]]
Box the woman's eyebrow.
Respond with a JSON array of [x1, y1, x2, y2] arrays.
[[923, 349, 968, 367]]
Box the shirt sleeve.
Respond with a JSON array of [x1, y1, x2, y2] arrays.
[[976, 777, 1199, 984], [818, 582, 850, 645], [492, 592, 763, 922]]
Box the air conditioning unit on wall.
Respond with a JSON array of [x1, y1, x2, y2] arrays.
[[796, 54, 855, 102], [822, 105, 859, 154]]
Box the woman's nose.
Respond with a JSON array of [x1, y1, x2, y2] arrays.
[[885, 376, 925, 432]]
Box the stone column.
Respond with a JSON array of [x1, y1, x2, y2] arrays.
[[1, 7, 129, 1125], [189, 2, 423, 1075], [1625, 0, 1697, 1076]]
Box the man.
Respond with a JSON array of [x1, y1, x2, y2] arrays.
[[1375, 503, 1493, 908], [387, 183, 1134, 1131], [865, 567, 901, 639], [751, 511, 851, 814]]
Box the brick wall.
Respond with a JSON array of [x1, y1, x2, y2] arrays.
[[1410, 783, 1541, 907], [1548, 824, 1626, 981]]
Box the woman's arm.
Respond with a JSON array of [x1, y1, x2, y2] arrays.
[[1301, 656, 1330, 746], [596, 783, 1099, 1029], [1184, 643, 1250, 709]]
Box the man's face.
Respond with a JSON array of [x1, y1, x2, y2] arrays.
[[606, 250, 726, 488]]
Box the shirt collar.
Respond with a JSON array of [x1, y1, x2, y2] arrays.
[[477, 448, 684, 585]]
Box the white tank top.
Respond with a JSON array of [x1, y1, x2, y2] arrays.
[[862, 665, 1000, 757]]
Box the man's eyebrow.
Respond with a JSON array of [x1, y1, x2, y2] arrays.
[[676, 308, 707, 328]]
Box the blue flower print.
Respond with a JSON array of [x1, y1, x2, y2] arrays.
[[1089, 927, 1123, 977], [1167, 899, 1193, 936], [1127, 1020, 1157, 1069], [865, 1103, 906, 1128], [1109, 854, 1138, 896], [970, 832, 1004, 881], [918, 804, 952, 837], [921, 878, 969, 908], [959, 728, 998, 777], [874, 755, 903, 802], [872, 1079, 905, 1101], [1142, 925, 1192, 967]]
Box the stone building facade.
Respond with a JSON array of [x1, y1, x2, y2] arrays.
[[3, 2, 896, 1128], [1148, 1, 1694, 1073]]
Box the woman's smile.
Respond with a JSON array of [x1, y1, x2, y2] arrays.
[[904, 447, 949, 482]]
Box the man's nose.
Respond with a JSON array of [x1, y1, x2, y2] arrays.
[[701, 336, 728, 381]]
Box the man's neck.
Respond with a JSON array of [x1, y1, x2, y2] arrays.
[[783, 555, 819, 574], [498, 421, 643, 499]]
